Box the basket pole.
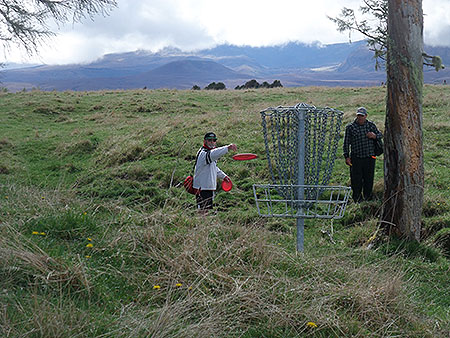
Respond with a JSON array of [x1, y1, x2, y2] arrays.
[[296, 109, 305, 252]]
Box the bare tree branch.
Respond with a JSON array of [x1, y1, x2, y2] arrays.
[[0, 0, 117, 55], [328, 0, 443, 71]]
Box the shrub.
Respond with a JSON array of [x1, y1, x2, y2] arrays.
[[243, 79, 260, 89], [271, 80, 283, 88], [235, 79, 283, 89], [204, 82, 226, 90]]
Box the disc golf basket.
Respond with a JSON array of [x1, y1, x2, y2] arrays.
[[253, 103, 351, 252]]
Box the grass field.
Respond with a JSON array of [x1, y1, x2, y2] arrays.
[[1, 86, 449, 337]]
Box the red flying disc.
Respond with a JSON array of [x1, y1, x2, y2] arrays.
[[232, 153, 258, 161], [222, 178, 233, 192]]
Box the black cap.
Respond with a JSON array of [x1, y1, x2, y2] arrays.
[[356, 107, 368, 115], [204, 132, 217, 140]]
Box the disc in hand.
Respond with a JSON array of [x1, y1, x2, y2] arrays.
[[222, 178, 233, 191], [232, 153, 258, 161]]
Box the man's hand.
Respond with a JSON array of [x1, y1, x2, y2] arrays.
[[345, 157, 352, 166], [228, 144, 237, 151], [367, 132, 376, 139]]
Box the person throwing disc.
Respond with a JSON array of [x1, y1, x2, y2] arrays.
[[193, 132, 237, 213]]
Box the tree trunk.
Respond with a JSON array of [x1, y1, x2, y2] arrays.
[[383, 0, 424, 241]]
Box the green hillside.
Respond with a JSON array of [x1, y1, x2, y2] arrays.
[[1, 86, 449, 337]]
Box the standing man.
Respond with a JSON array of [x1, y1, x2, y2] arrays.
[[193, 132, 237, 212], [343, 107, 383, 202]]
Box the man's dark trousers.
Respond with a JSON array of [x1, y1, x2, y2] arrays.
[[350, 157, 376, 202]]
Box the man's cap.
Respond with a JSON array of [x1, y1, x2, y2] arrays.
[[204, 132, 217, 140], [356, 107, 368, 115]]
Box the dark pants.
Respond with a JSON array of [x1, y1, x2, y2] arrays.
[[350, 157, 376, 202], [196, 190, 214, 210]]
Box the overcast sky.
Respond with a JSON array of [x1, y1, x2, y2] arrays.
[[2, 0, 450, 65]]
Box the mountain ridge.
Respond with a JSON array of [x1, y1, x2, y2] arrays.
[[1, 41, 449, 91]]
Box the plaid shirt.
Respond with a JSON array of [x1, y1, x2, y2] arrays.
[[343, 119, 382, 158]]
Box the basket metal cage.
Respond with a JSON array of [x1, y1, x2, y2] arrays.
[[253, 184, 351, 219]]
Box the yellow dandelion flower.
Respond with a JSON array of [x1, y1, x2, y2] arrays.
[[175, 283, 182, 287], [85, 255, 91, 259], [5, 196, 8, 199], [41, 196, 45, 199], [188, 286, 193, 291], [32, 231, 39, 235], [86, 243, 93, 248], [153, 285, 161, 290], [39, 232, 46, 236], [306, 322, 317, 328], [87, 237, 92, 241], [83, 212, 87, 215], [367, 234, 377, 243]]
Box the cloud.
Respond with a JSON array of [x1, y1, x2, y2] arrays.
[[1, 0, 449, 65], [423, 0, 450, 47]]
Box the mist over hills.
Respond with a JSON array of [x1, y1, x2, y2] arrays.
[[1, 40, 449, 91]]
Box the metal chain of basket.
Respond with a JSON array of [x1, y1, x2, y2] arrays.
[[261, 103, 343, 200]]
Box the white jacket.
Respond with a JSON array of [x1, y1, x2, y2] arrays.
[[193, 146, 228, 190]]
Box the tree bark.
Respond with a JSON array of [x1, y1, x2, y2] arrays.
[[383, 0, 424, 241]]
